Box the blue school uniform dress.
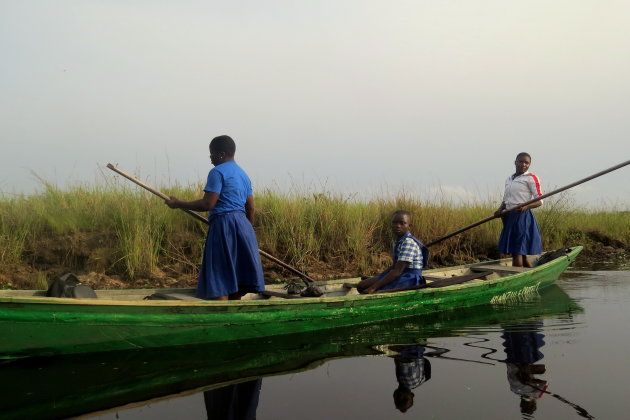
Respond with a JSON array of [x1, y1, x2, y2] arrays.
[[502, 322, 545, 365], [196, 161, 265, 299], [502, 321, 547, 400], [378, 232, 429, 290], [203, 378, 262, 420], [498, 171, 544, 255]]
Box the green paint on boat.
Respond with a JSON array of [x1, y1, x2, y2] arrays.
[[0, 246, 582, 358], [0, 284, 581, 420]]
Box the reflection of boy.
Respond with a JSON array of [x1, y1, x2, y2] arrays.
[[391, 345, 431, 413]]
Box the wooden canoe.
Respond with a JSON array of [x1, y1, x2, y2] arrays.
[[1, 284, 581, 420], [0, 246, 582, 358]]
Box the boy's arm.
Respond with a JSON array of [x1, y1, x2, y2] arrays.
[[365, 261, 408, 294]]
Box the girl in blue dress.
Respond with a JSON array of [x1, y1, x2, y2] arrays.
[[494, 152, 544, 268], [165, 135, 265, 300], [357, 210, 428, 294]]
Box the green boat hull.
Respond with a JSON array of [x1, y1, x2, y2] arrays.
[[0, 246, 582, 358], [0, 284, 581, 420]]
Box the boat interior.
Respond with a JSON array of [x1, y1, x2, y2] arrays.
[[0, 252, 556, 303]]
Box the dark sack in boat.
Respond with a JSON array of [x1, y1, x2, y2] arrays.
[[536, 249, 569, 266], [72, 284, 98, 299], [46, 273, 97, 299]]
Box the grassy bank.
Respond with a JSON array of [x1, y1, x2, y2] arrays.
[[1, 184, 629, 289]]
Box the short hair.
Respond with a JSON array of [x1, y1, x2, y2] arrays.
[[515, 152, 531, 161], [210, 135, 236, 157], [392, 210, 412, 220]]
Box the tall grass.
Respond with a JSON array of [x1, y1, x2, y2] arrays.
[[1, 183, 628, 283], [256, 190, 383, 273], [0, 212, 31, 266]]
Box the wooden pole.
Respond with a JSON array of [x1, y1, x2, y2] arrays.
[[425, 159, 630, 247], [106, 163, 316, 284]]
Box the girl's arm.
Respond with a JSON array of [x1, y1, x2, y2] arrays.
[[494, 201, 507, 217], [518, 200, 542, 213], [518, 179, 544, 212], [165, 191, 219, 212], [365, 261, 408, 294], [245, 195, 255, 224]]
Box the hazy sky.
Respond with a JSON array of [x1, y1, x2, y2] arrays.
[[2, 1, 629, 208]]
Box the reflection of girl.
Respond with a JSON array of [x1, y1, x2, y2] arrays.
[[502, 324, 547, 415], [505, 363, 547, 414], [204, 378, 262, 420]]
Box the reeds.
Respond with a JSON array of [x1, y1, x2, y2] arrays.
[[255, 190, 384, 273], [1, 184, 628, 283]]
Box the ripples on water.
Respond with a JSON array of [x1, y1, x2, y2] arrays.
[[2, 268, 629, 420]]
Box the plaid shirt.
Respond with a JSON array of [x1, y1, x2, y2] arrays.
[[395, 358, 428, 389], [393, 232, 424, 269]]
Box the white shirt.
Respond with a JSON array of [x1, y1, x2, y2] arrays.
[[503, 171, 543, 209]]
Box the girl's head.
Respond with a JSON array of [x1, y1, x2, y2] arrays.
[[514, 152, 532, 175], [391, 210, 412, 237], [209, 135, 236, 166]]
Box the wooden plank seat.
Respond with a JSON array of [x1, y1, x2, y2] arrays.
[[422, 270, 494, 288], [470, 264, 531, 273]]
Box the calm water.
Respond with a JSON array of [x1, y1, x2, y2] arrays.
[[2, 265, 629, 420]]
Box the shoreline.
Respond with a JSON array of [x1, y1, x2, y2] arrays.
[[1, 188, 628, 290], [1, 231, 626, 291]]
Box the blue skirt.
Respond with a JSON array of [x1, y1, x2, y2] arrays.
[[502, 322, 545, 364], [196, 211, 265, 299], [497, 210, 543, 255], [379, 268, 425, 290]]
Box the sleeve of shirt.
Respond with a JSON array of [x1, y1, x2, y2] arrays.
[[246, 177, 253, 197], [502, 177, 510, 202], [204, 169, 223, 194], [397, 238, 419, 263], [528, 174, 543, 202]]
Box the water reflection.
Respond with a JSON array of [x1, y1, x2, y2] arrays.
[[389, 344, 431, 412], [204, 379, 262, 420], [499, 321, 597, 419], [0, 285, 585, 419], [501, 322, 547, 416]]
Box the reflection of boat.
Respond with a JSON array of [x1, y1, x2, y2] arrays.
[[0, 285, 581, 420], [0, 247, 582, 358]]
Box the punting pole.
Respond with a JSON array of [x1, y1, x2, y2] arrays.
[[426, 159, 630, 247], [106, 163, 317, 284]]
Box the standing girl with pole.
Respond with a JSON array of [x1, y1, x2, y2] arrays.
[[495, 152, 544, 268], [164, 135, 265, 300]]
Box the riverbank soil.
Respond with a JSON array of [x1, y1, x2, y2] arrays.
[[0, 230, 627, 290]]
